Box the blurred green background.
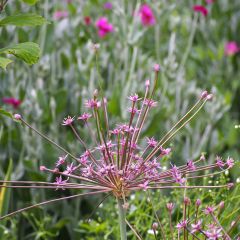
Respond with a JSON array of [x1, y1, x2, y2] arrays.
[[0, 0, 239, 239]]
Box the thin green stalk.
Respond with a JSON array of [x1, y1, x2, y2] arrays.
[[117, 198, 127, 240]]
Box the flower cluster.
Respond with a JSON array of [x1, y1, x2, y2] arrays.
[[149, 199, 239, 239], [0, 65, 235, 225]]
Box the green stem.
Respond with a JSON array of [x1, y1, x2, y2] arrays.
[[117, 198, 127, 240]]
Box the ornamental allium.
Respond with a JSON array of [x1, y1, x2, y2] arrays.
[[224, 41, 239, 56], [139, 4, 156, 26], [2, 97, 21, 109], [0, 65, 235, 229], [96, 17, 114, 38], [53, 10, 68, 20], [193, 5, 208, 17]]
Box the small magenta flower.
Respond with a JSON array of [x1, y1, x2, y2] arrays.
[[226, 157, 234, 168], [193, 5, 208, 17], [96, 17, 114, 38], [2, 97, 21, 109], [139, 4, 156, 26], [53, 10, 68, 20], [216, 156, 225, 168], [56, 155, 68, 167], [204, 206, 215, 215], [104, 2, 112, 10], [85, 99, 101, 109], [84, 16, 91, 25], [128, 94, 141, 102], [54, 176, 67, 190], [191, 220, 202, 233], [224, 41, 239, 56], [62, 116, 75, 126], [78, 113, 92, 121], [146, 137, 158, 148], [204, 226, 222, 239], [187, 160, 196, 170], [176, 220, 188, 230]]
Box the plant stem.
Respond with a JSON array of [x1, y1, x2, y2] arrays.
[[117, 198, 127, 240]]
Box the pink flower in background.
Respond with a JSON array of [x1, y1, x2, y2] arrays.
[[139, 4, 156, 26], [206, 0, 214, 4], [53, 11, 68, 20], [96, 17, 114, 38], [84, 16, 91, 25], [2, 97, 21, 109], [224, 41, 239, 56], [193, 5, 208, 16], [104, 2, 113, 10]]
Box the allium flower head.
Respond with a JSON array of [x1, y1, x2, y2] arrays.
[[96, 17, 114, 38], [1, 65, 234, 225], [139, 4, 156, 26], [193, 5, 208, 16]]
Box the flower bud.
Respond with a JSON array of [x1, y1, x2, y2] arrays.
[[40, 166, 46, 171], [166, 202, 174, 212], [152, 222, 158, 231], [14, 114, 22, 120], [200, 91, 208, 99], [219, 201, 224, 209], [195, 199, 201, 206], [153, 64, 160, 72], [184, 197, 191, 206], [145, 79, 150, 87]]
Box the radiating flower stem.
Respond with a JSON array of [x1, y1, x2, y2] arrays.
[[117, 198, 127, 240]]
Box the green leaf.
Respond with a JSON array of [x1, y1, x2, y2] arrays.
[[22, 0, 38, 5], [0, 14, 47, 27], [0, 57, 13, 70], [0, 109, 13, 119], [0, 42, 40, 65]]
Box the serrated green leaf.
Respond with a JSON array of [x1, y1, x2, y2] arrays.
[[0, 42, 40, 65], [0, 57, 12, 70], [22, 0, 38, 5], [0, 13, 47, 27], [0, 109, 13, 118]]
